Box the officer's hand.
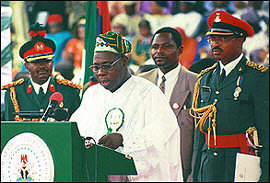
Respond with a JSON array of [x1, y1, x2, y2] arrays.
[[98, 133, 123, 150]]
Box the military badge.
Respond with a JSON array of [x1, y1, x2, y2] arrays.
[[234, 76, 243, 100], [105, 108, 124, 134], [34, 42, 45, 52], [214, 12, 221, 22], [233, 87, 242, 100], [27, 85, 33, 94], [49, 84, 55, 92]]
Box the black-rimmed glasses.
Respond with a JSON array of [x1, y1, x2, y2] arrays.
[[89, 56, 122, 72]]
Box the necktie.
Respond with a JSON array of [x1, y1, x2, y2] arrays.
[[159, 75, 166, 93], [38, 87, 45, 102], [220, 69, 226, 83]]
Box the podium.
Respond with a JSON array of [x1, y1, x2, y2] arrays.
[[1, 121, 137, 182]]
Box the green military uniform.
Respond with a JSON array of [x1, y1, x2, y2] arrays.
[[1, 23, 82, 121], [2, 76, 81, 121], [190, 56, 269, 181]]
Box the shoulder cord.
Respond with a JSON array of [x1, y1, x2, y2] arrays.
[[189, 77, 218, 148], [246, 60, 268, 72], [56, 78, 82, 90], [10, 87, 22, 121]]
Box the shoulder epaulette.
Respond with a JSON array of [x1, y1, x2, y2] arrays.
[[56, 77, 82, 90], [197, 63, 218, 78], [1, 78, 25, 90], [246, 60, 268, 72]]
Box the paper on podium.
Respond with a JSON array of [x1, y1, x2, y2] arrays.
[[234, 153, 261, 182]]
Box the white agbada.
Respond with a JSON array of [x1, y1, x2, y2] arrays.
[[70, 76, 183, 182]]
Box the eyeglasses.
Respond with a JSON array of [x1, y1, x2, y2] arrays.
[[89, 56, 122, 72], [207, 36, 235, 44]]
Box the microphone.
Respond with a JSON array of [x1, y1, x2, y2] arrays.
[[49, 91, 63, 106], [50, 107, 69, 121], [41, 92, 63, 121]]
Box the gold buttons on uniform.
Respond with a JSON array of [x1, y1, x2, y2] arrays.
[[213, 152, 218, 156], [215, 91, 220, 95]]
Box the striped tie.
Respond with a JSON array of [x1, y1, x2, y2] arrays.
[[159, 75, 166, 94]]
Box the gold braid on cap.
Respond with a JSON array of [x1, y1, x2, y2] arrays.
[[10, 87, 23, 121], [189, 63, 218, 148]]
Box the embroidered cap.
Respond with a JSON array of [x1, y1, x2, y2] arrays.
[[94, 32, 132, 56], [206, 10, 254, 37], [19, 23, 55, 63]]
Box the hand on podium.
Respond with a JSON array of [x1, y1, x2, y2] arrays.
[[98, 133, 123, 150]]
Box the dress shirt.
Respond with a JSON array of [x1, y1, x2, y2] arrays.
[[157, 64, 181, 100], [219, 53, 243, 76], [31, 77, 51, 94]]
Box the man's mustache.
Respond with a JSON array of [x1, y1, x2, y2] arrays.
[[212, 47, 223, 52], [154, 55, 167, 59], [37, 68, 49, 73]]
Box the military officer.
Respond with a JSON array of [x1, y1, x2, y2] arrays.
[[190, 11, 269, 182], [1, 23, 82, 121]]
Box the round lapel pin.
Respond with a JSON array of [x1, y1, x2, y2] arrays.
[[172, 103, 180, 109]]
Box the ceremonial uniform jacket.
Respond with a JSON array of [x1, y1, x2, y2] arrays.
[[137, 65, 198, 181], [191, 56, 269, 182], [2, 76, 82, 121]]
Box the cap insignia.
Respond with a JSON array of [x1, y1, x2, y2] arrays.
[[214, 13, 221, 23], [34, 42, 45, 52]]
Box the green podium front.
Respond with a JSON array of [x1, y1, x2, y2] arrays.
[[1, 122, 137, 182]]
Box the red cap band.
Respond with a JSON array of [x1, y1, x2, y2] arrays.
[[23, 42, 53, 59]]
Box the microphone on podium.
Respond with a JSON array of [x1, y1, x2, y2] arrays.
[[49, 91, 63, 106], [41, 92, 64, 121]]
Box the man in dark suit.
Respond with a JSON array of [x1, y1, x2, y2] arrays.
[[2, 23, 81, 121], [190, 10, 269, 182], [137, 27, 197, 181]]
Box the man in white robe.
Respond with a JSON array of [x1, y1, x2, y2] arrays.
[[70, 31, 183, 182]]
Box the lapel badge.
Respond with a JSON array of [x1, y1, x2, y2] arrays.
[[49, 84, 55, 92], [27, 85, 32, 94], [172, 103, 180, 110], [233, 86, 242, 100]]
